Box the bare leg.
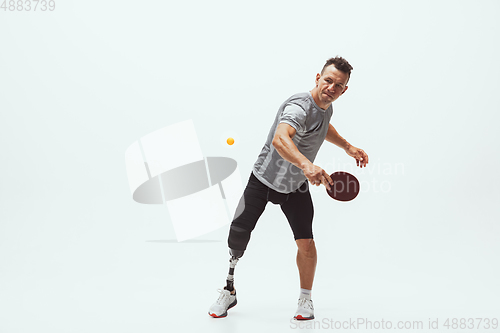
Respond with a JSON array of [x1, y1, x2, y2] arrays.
[[295, 239, 317, 290]]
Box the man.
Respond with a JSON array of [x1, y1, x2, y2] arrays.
[[208, 56, 368, 320]]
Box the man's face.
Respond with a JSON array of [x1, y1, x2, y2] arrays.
[[315, 65, 349, 106]]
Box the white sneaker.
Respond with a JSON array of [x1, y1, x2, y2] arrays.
[[294, 298, 314, 320], [208, 288, 237, 318]]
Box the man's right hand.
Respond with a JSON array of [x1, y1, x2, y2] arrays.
[[302, 163, 333, 191]]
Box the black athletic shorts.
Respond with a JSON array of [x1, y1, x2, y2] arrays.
[[230, 172, 314, 240]]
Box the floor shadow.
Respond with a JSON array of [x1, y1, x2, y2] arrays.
[[146, 239, 222, 243]]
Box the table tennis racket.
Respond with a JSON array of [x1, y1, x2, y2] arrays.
[[326, 171, 360, 201]]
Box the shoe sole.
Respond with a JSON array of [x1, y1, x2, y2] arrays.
[[208, 299, 237, 318], [294, 315, 315, 320]]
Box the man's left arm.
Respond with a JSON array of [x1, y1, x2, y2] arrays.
[[325, 124, 369, 168]]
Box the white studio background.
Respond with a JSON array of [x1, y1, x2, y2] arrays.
[[1, 1, 499, 332]]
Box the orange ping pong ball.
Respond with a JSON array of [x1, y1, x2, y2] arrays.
[[226, 137, 235, 145]]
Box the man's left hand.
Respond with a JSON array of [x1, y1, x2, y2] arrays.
[[346, 145, 369, 168]]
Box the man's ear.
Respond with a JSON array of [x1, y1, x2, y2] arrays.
[[315, 73, 321, 86], [341, 85, 349, 95]]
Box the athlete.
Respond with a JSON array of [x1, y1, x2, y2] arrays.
[[208, 56, 368, 320]]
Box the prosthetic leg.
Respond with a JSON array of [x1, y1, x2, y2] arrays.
[[225, 225, 250, 291], [209, 185, 259, 317], [225, 249, 243, 291], [209, 248, 243, 318]]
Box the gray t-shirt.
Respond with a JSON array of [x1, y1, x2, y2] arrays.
[[253, 91, 334, 193]]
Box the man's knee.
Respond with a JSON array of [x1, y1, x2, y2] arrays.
[[228, 225, 252, 257], [296, 238, 316, 256]]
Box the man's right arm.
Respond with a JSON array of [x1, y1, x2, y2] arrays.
[[272, 123, 332, 189]]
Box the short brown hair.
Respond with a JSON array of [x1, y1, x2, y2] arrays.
[[321, 56, 353, 78]]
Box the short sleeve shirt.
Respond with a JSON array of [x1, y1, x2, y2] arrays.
[[252, 92, 333, 193]]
